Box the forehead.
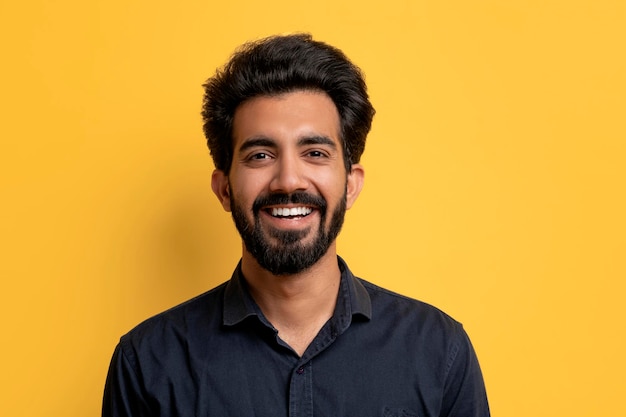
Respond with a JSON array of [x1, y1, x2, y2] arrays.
[[232, 90, 341, 148]]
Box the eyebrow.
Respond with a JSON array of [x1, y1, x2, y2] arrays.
[[297, 135, 337, 149], [238, 135, 338, 153], [238, 137, 277, 153]]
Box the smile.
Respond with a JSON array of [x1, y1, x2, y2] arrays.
[[270, 206, 313, 218]]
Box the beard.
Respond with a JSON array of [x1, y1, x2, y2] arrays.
[[230, 189, 347, 275]]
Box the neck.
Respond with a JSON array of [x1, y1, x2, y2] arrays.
[[241, 244, 341, 356]]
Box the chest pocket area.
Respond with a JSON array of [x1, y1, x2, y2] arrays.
[[382, 407, 418, 417]]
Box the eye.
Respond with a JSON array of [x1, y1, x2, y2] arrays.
[[243, 151, 274, 166], [306, 150, 327, 158], [250, 152, 270, 160]]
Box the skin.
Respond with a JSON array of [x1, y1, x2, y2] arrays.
[[211, 90, 364, 356]]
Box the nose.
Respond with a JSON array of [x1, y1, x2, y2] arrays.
[[269, 154, 308, 193]]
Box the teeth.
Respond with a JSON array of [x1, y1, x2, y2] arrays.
[[271, 207, 313, 217]]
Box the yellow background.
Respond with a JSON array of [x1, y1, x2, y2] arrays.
[[1, 0, 624, 416]]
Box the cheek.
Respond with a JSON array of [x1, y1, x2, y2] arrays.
[[319, 178, 348, 207], [230, 180, 262, 211], [229, 175, 263, 200]]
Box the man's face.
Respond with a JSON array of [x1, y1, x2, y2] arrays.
[[212, 90, 363, 275]]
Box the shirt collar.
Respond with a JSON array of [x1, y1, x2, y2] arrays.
[[222, 256, 372, 327]]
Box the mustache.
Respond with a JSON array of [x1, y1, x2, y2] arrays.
[[252, 192, 327, 214]]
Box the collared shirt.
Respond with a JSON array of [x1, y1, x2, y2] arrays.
[[103, 257, 490, 417]]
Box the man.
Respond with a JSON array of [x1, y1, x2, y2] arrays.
[[103, 34, 490, 417]]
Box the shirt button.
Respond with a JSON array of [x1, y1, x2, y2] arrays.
[[296, 366, 305, 375]]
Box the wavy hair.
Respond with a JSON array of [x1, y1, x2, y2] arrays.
[[201, 33, 375, 173]]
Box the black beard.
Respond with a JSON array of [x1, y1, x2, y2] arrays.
[[230, 190, 347, 275]]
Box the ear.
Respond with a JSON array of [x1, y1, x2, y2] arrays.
[[211, 169, 231, 212], [345, 164, 365, 210]]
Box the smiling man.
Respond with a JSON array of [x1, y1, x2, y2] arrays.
[[103, 34, 490, 417]]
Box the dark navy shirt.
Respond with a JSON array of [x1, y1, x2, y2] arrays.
[[103, 258, 489, 417]]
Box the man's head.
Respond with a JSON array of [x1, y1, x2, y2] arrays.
[[201, 33, 375, 174], [203, 35, 374, 275]]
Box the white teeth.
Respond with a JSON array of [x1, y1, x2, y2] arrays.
[[271, 207, 312, 217]]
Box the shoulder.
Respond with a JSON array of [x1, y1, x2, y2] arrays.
[[359, 278, 461, 326], [355, 278, 481, 382], [356, 278, 468, 351], [118, 282, 228, 355]]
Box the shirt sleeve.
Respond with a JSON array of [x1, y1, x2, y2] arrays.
[[102, 342, 152, 417], [441, 326, 491, 417]]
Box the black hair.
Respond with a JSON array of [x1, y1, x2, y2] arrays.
[[201, 33, 375, 173]]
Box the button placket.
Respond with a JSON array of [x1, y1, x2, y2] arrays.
[[288, 361, 313, 417]]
